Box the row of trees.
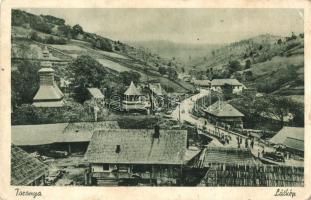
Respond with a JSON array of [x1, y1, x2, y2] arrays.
[[30, 32, 67, 44], [230, 94, 304, 130], [68, 55, 141, 102], [158, 66, 178, 80]]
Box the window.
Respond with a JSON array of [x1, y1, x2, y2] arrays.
[[103, 164, 109, 171]]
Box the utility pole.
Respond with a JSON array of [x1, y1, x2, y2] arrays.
[[142, 53, 154, 115], [178, 102, 181, 126]]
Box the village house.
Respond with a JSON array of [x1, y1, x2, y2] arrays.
[[203, 101, 244, 128], [143, 82, 167, 110], [211, 79, 246, 94], [85, 127, 187, 186], [11, 145, 48, 186], [148, 82, 167, 97], [11, 121, 120, 154], [269, 126, 304, 159], [193, 80, 211, 91], [87, 88, 105, 104], [123, 81, 150, 112]]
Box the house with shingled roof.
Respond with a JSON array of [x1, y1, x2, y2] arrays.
[[203, 101, 244, 128], [211, 79, 246, 94], [269, 126, 304, 158], [11, 121, 120, 154], [193, 80, 211, 91], [86, 88, 105, 119], [85, 127, 187, 186], [11, 145, 48, 186]]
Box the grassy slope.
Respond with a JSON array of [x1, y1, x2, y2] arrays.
[[12, 26, 194, 93], [192, 34, 304, 97]]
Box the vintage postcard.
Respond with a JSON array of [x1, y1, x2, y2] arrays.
[[0, 0, 311, 199]]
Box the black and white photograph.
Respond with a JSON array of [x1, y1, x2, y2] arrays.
[[9, 8, 305, 187]]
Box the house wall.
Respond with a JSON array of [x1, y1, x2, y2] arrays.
[[28, 175, 46, 186], [211, 85, 245, 94], [232, 85, 244, 94], [89, 163, 182, 186], [211, 86, 222, 93], [205, 114, 243, 128]]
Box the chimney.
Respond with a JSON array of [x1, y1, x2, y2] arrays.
[[38, 67, 55, 86], [153, 125, 160, 138], [115, 145, 121, 153]]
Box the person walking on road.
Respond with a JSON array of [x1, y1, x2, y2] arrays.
[[251, 138, 254, 149]]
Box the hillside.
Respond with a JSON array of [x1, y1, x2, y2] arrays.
[[127, 40, 221, 66], [11, 9, 195, 94], [192, 33, 304, 99]]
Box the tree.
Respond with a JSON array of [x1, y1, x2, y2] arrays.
[[223, 83, 233, 94], [30, 31, 39, 41], [72, 24, 83, 38], [228, 60, 241, 74], [277, 39, 283, 45], [291, 32, 297, 40], [12, 9, 28, 26], [68, 55, 107, 102], [245, 59, 251, 69], [167, 67, 178, 80], [29, 16, 53, 34], [258, 95, 295, 128], [92, 38, 113, 52], [46, 36, 55, 44], [158, 66, 167, 75], [41, 15, 65, 25], [244, 70, 253, 81], [12, 60, 41, 109], [119, 71, 141, 85], [181, 67, 185, 73], [258, 45, 263, 50], [58, 25, 72, 38]]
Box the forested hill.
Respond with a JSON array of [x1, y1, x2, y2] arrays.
[[11, 9, 195, 94], [191, 33, 304, 101]]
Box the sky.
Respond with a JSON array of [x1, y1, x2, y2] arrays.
[[24, 8, 304, 44]]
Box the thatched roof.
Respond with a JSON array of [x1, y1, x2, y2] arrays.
[[269, 126, 304, 151], [87, 88, 104, 99], [204, 101, 244, 117], [124, 81, 141, 96], [203, 147, 260, 166], [12, 121, 120, 146], [211, 79, 242, 86], [85, 129, 187, 165], [11, 145, 48, 185], [201, 163, 304, 187]]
